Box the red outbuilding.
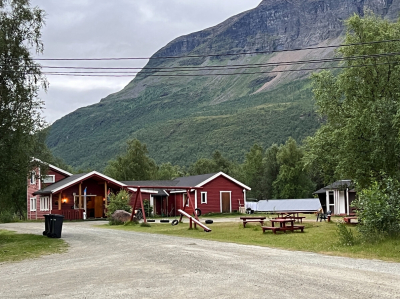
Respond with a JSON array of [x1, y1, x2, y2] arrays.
[[122, 172, 251, 217]]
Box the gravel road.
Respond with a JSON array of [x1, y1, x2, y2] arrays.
[[0, 221, 399, 299]]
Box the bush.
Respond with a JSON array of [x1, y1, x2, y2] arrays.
[[143, 199, 153, 217], [0, 210, 15, 223], [354, 176, 400, 239], [336, 221, 357, 246], [106, 190, 132, 225]]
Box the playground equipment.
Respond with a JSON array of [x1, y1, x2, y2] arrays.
[[178, 209, 211, 232], [125, 185, 203, 224]]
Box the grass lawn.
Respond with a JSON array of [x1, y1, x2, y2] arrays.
[[104, 220, 400, 263], [0, 230, 68, 263]]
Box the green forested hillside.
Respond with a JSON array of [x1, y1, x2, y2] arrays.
[[47, 75, 319, 170], [46, 0, 399, 171]]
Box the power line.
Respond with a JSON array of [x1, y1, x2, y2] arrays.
[[33, 51, 400, 72], [41, 61, 400, 78], [31, 39, 400, 61]]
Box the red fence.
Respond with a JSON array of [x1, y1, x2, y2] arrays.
[[52, 209, 84, 220]]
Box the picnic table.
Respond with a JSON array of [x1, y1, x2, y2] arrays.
[[262, 218, 304, 234], [276, 212, 306, 223], [343, 216, 358, 224], [240, 216, 266, 228]]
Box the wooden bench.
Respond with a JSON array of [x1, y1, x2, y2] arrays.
[[291, 225, 305, 232], [343, 216, 358, 224], [240, 216, 266, 228], [262, 225, 304, 234], [261, 226, 281, 234]]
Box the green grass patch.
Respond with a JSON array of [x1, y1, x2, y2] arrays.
[[0, 230, 68, 263], [104, 220, 400, 262]]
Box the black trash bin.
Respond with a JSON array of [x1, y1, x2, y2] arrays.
[[43, 214, 52, 236], [47, 214, 64, 238]]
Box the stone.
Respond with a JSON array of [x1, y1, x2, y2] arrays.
[[111, 210, 132, 223]]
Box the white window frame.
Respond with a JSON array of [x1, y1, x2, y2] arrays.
[[40, 196, 50, 211], [30, 171, 36, 185], [30, 197, 37, 212], [201, 192, 207, 204], [183, 194, 189, 207], [43, 175, 55, 184]]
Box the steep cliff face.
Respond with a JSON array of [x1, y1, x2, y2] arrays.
[[152, 0, 396, 58], [48, 0, 400, 170]]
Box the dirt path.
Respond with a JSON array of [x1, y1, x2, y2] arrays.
[[0, 221, 399, 299]]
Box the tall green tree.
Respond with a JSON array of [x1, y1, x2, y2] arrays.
[[156, 162, 184, 180], [305, 13, 400, 188], [242, 144, 267, 200], [263, 144, 280, 199], [273, 137, 314, 199], [189, 150, 236, 176], [104, 139, 157, 181], [0, 0, 47, 214]]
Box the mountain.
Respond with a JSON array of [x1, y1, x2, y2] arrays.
[[46, 0, 400, 171]]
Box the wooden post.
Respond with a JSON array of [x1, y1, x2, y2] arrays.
[[139, 190, 147, 223], [79, 183, 82, 209], [179, 189, 198, 222], [130, 189, 140, 222], [58, 193, 61, 211], [104, 182, 107, 208]]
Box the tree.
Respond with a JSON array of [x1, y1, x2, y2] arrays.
[[242, 144, 267, 200], [0, 0, 47, 215], [189, 150, 236, 176], [156, 162, 184, 180], [263, 144, 280, 199], [273, 137, 314, 199], [104, 139, 157, 181], [305, 12, 400, 188]]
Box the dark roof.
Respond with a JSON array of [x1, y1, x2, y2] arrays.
[[121, 180, 178, 187], [33, 173, 87, 195], [173, 173, 217, 187], [122, 173, 218, 188], [314, 180, 355, 194]]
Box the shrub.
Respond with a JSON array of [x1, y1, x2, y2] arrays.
[[354, 176, 400, 239], [0, 210, 15, 223], [336, 221, 357, 246], [143, 199, 153, 217], [106, 190, 132, 225]]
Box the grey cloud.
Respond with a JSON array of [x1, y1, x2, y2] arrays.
[[30, 0, 261, 123]]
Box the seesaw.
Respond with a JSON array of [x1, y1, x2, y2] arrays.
[[178, 209, 211, 232]]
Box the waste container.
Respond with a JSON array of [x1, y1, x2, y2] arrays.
[[43, 214, 51, 236], [47, 214, 65, 238]]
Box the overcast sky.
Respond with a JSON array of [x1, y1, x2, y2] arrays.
[[29, 0, 261, 124]]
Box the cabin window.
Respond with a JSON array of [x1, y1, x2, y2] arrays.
[[30, 197, 36, 211], [40, 196, 50, 211], [201, 192, 207, 204], [183, 194, 189, 207], [43, 175, 55, 184], [30, 171, 36, 185]]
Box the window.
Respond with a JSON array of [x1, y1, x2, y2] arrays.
[[30, 197, 36, 211], [40, 196, 50, 211], [43, 175, 55, 184], [201, 192, 207, 204], [183, 194, 189, 207], [30, 171, 36, 185]]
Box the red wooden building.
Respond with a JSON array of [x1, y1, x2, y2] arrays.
[[123, 172, 251, 217], [27, 163, 156, 220], [28, 162, 250, 220]]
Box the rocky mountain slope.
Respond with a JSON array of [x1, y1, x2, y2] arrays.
[[47, 0, 400, 170]]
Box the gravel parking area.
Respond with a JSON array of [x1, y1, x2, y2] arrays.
[[0, 221, 399, 299]]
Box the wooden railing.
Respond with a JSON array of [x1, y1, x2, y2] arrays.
[[52, 209, 84, 220]]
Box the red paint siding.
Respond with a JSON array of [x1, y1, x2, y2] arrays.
[[129, 192, 150, 209], [196, 175, 245, 214]]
